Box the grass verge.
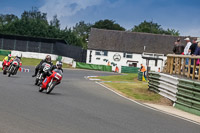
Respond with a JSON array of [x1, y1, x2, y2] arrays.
[[91, 73, 172, 105], [0, 55, 71, 68]]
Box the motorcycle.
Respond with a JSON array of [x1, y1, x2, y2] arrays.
[[39, 69, 63, 94], [35, 63, 52, 86], [2, 60, 12, 75], [7, 59, 21, 77]]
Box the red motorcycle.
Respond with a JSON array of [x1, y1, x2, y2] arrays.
[[2, 60, 12, 75], [39, 69, 63, 94]]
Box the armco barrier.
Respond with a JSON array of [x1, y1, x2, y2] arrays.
[[148, 72, 178, 102], [76, 62, 112, 72], [148, 72, 200, 116], [0, 49, 11, 56], [148, 72, 160, 93], [121, 66, 139, 73], [175, 79, 200, 116]]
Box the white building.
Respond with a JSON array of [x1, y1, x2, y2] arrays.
[[86, 28, 187, 73]]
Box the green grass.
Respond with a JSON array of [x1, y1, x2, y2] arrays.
[[93, 73, 171, 104], [0, 55, 71, 68], [96, 73, 138, 82]]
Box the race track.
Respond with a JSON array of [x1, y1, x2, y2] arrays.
[[0, 68, 199, 133]]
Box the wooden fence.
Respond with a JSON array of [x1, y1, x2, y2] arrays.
[[166, 54, 200, 80]]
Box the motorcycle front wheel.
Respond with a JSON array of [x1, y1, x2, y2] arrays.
[[46, 81, 57, 94], [39, 86, 44, 92]]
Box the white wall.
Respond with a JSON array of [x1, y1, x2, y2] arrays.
[[11, 51, 74, 65], [86, 49, 167, 72]]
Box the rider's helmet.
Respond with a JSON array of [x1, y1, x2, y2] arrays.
[[8, 54, 11, 60], [56, 61, 62, 69], [45, 55, 51, 63]]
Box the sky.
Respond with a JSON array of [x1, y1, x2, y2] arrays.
[[0, 0, 200, 36]]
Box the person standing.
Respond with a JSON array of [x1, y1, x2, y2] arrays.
[[184, 37, 192, 55], [140, 64, 146, 79], [184, 37, 192, 66], [189, 38, 198, 55], [173, 38, 184, 54]]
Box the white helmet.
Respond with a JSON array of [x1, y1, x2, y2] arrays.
[[8, 54, 11, 58], [56, 61, 62, 69]]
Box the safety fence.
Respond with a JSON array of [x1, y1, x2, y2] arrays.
[[76, 62, 112, 72], [166, 54, 200, 80], [148, 72, 178, 102], [0, 34, 86, 62], [0, 49, 11, 56], [148, 72, 200, 116], [121, 66, 139, 73]]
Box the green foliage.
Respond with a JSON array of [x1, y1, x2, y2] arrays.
[[0, 8, 84, 47], [132, 20, 180, 36], [73, 21, 92, 49], [92, 19, 125, 31]]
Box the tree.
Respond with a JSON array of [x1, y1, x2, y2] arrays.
[[92, 19, 125, 31], [132, 20, 180, 36], [73, 21, 92, 48]]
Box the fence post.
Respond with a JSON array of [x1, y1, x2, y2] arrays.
[[174, 57, 177, 74], [198, 62, 200, 80], [51, 43, 53, 54], [1, 38, 3, 49], [26, 41, 29, 51], [182, 58, 186, 76], [187, 58, 191, 78], [170, 57, 174, 74], [178, 57, 181, 75], [192, 59, 196, 79], [14, 39, 16, 50], [38, 42, 41, 53]]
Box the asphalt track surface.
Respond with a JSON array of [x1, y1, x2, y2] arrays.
[[0, 68, 199, 133]]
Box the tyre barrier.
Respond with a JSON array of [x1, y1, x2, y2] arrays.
[[148, 72, 200, 116], [148, 72, 178, 102], [175, 79, 200, 116]]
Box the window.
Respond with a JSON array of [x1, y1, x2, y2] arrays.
[[123, 53, 132, 58], [95, 50, 108, 56], [95, 51, 101, 55]]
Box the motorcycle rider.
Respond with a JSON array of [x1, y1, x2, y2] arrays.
[[32, 55, 53, 77], [45, 61, 63, 85], [51, 61, 63, 73], [2, 54, 13, 69], [11, 55, 22, 75]]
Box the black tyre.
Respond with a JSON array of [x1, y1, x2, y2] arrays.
[[35, 78, 39, 85], [3, 68, 7, 75], [8, 66, 14, 77], [39, 86, 44, 92], [46, 81, 57, 94]]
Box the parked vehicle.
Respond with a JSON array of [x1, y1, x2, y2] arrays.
[[39, 69, 63, 94]]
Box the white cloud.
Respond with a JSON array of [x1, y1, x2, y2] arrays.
[[39, 0, 103, 21]]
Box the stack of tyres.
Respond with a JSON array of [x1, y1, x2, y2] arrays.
[[138, 71, 143, 81]]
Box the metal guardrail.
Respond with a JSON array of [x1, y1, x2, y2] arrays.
[[148, 72, 200, 116]]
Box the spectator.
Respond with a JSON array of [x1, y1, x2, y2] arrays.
[[184, 37, 192, 66], [194, 38, 200, 55], [184, 37, 192, 55], [173, 38, 184, 54], [189, 38, 198, 55]]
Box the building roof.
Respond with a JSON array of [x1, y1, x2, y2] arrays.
[[88, 28, 194, 55]]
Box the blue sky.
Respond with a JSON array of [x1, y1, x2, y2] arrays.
[[0, 0, 200, 36]]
